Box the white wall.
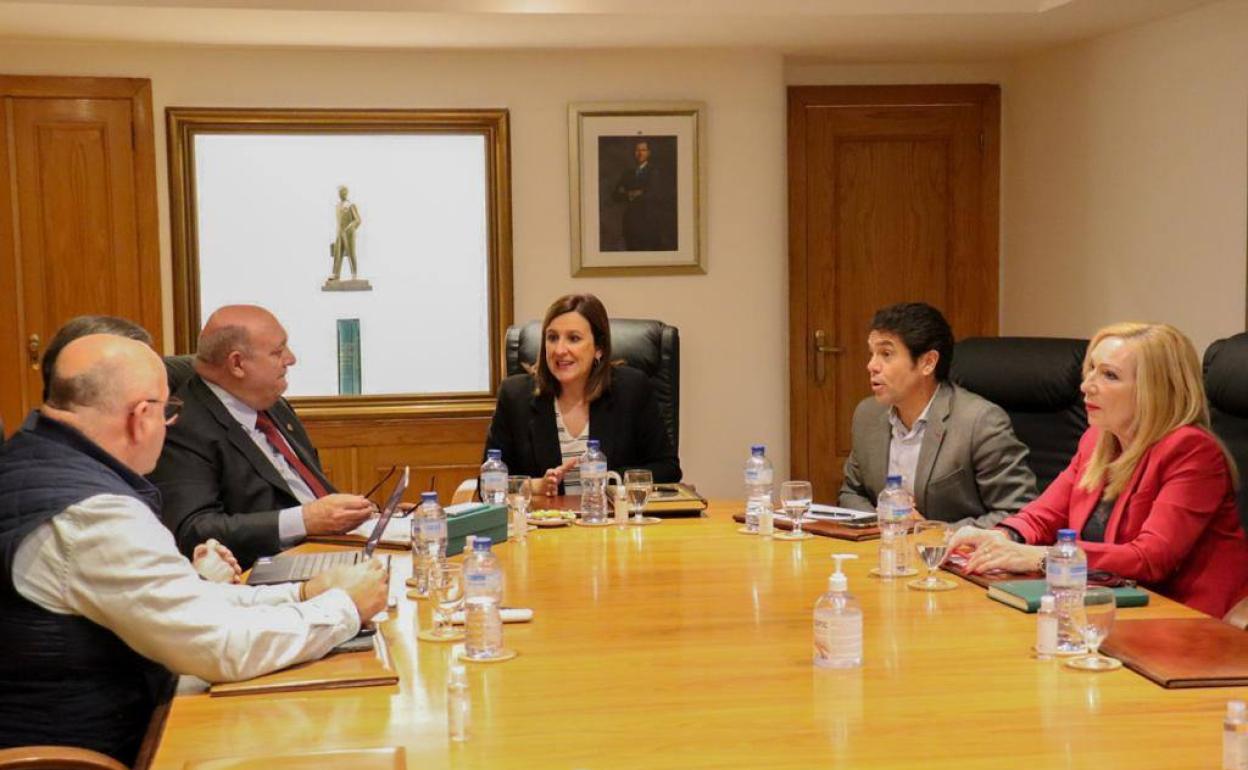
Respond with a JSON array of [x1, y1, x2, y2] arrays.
[[0, 42, 788, 496], [1001, 0, 1248, 352], [194, 133, 491, 396]]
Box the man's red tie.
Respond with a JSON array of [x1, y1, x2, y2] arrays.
[[255, 411, 330, 499]]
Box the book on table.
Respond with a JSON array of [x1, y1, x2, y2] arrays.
[[621, 482, 708, 516], [986, 578, 1149, 613], [1100, 617, 1248, 688]]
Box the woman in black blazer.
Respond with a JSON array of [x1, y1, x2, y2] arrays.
[[484, 293, 681, 495]]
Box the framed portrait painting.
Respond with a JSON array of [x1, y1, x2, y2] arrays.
[[569, 101, 706, 276]]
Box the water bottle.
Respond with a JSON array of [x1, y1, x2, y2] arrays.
[[480, 449, 508, 505], [814, 554, 862, 669], [580, 439, 608, 523], [1224, 700, 1248, 770], [743, 444, 773, 533], [463, 537, 504, 660], [876, 475, 912, 578], [411, 491, 447, 596], [463, 536, 504, 601], [1046, 529, 1088, 654]]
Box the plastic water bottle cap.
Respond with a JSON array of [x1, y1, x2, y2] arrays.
[[473, 537, 492, 550], [751, 444, 765, 455], [587, 439, 600, 450], [421, 491, 438, 502], [486, 449, 501, 460], [886, 474, 903, 486], [1057, 528, 1076, 541]]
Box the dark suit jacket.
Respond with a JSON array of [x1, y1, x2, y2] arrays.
[[484, 365, 681, 487], [147, 374, 334, 567]]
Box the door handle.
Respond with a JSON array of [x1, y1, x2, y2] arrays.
[[814, 329, 843, 384], [28, 333, 41, 368]]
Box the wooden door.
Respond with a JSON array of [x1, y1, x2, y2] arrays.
[[0, 77, 160, 433], [788, 85, 1000, 503]]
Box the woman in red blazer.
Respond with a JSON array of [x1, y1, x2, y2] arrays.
[[953, 322, 1248, 618]]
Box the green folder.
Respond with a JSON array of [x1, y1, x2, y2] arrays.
[[446, 503, 508, 557], [986, 579, 1149, 613]]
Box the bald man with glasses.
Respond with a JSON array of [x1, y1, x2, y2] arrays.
[[0, 334, 386, 764]]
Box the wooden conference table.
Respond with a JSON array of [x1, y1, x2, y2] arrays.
[[149, 503, 1245, 770]]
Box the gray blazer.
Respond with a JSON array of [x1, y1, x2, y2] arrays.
[[838, 382, 1038, 529]]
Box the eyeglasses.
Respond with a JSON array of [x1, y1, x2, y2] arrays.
[[139, 396, 183, 425]]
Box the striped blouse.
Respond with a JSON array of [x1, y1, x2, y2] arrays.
[[554, 400, 589, 495]]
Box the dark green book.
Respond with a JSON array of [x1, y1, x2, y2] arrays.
[[986, 579, 1149, 613], [336, 318, 361, 395]]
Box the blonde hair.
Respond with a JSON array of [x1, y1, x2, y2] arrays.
[[1078, 322, 1219, 498]]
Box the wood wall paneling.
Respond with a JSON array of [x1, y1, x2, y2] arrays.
[[304, 414, 490, 505]]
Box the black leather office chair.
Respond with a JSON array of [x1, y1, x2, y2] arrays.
[[1203, 332, 1248, 532], [164, 355, 197, 394], [505, 318, 680, 453], [950, 337, 1089, 492]]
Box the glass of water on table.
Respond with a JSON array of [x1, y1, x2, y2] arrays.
[[507, 475, 533, 536], [907, 520, 957, 591], [624, 469, 654, 525], [778, 480, 813, 540]]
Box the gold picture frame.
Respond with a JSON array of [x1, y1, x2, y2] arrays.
[[166, 107, 513, 418], [568, 101, 706, 276]]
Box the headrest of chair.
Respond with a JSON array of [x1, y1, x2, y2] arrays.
[[951, 337, 1088, 411], [164, 354, 197, 394], [508, 318, 673, 378], [1204, 333, 1248, 417]]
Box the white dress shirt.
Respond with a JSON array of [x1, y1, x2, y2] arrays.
[[887, 391, 938, 498], [12, 493, 360, 683], [204, 380, 312, 547]]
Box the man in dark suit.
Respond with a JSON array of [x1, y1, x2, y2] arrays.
[[149, 305, 374, 567], [611, 140, 674, 251]]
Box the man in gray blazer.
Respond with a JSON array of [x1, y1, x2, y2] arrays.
[[839, 303, 1037, 529]]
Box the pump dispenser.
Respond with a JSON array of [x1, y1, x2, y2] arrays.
[[814, 554, 862, 669]]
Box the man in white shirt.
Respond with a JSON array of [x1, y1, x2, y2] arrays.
[[149, 305, 375, 567], [0, 334, 386, 764], [839, 302, 1037, 528]]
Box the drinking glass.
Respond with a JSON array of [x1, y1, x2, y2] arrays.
[[507, 475, 532, 535], [779, 480, 813, 538], [906, 520, 956, 591], [1066, 587, 1121, 671], [430, 562, 464, 639], [624, 469, 654, 525]]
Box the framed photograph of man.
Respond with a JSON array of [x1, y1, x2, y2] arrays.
[[569, 102, 705, 276]]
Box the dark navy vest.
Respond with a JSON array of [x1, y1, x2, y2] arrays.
[[0, 411, 174, 764]]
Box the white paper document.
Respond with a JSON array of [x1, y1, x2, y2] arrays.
[[347, 516, 411, 546]]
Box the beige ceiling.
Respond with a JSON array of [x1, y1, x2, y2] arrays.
[[0, 0, 1217, 59]]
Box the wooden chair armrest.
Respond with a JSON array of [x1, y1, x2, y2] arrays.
[[451, 478, 478, 505], [0, 746, 129, 770], [1225, 595, 1248, 630]]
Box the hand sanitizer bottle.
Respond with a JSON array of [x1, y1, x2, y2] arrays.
[[814, 554, 862, 669]]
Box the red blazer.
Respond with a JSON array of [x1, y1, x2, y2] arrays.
[[1001, 425, 1248, 618]]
